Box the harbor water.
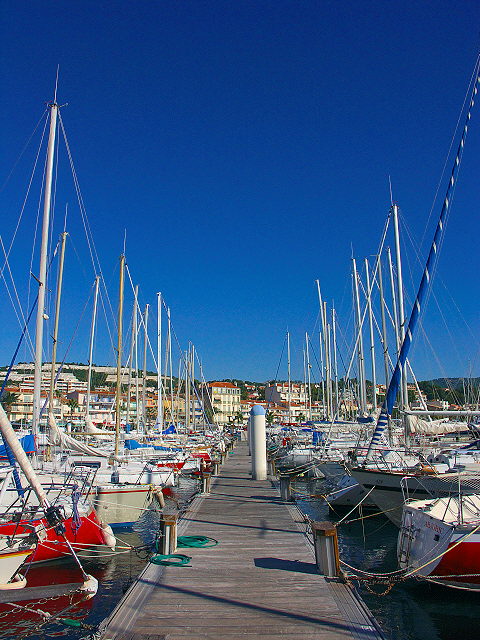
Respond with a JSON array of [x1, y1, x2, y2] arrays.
[[1, 474, 479, 640]]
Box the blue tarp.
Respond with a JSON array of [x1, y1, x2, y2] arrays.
[[0, 434, 36, 457], [124, 439, 149, 450], [312, 431, 325, 446], [162, 425, 176, 435]]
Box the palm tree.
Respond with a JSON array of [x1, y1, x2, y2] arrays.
[[0, 391, 19, 419], [66, 398, 79, 415]]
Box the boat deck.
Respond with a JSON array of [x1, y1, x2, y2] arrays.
[[99, 441, 384, 640]]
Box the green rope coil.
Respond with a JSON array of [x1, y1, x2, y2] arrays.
[[150, 553, 192, 566], [58, 618, 82, 628], [177, 535, 219, 548]]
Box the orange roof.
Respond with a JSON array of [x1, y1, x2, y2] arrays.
[[208, 382, 238, 389]]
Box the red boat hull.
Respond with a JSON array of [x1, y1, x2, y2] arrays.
[[0, 508, 109, 563]]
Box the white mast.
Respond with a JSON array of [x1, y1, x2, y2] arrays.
[[115, 254, 125, 457], [332, 307, 339, 417], [167, 307, 174, 424], [305, 332, 312, 421], [134, 293, 139, 430], [377, 255, 390, 389], [156, 292, 163, 429], [287, 331, 292, 423], [365, 258, 377, 412], [86, 275, 100, 422], [352, 257, 367, 415], [33, 99, 58, 434], [316, 280, 330, 416], [392, 204, 409, 411], [191, 344, 196, 432], [387, 246, 404, 409], [48, 231, 67, 424], [319, 332, 326, 419], [126, 285, 138, 427], [142, 304, 149, 427], [323, 301, 332, 420]]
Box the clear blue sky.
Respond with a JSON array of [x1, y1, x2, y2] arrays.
[[1, 1, 480, 383]]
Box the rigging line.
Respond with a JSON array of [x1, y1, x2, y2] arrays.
[[26, 146, 48, 345], [399, 214, 470, 398], [0, 113, 49, 283], [57, 112, 117, 330], [420, 55, 480, 251], [401, 207, 480, 355], [0, 108, 48, 193], [0, 236, 36, 354], [39, 287, 93, 420]]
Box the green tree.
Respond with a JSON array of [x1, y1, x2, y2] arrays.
[[0, 391, 19, 417], [66, 398, 79, 415]]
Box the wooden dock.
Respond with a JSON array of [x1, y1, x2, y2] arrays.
[[100, 441, 384, 640]]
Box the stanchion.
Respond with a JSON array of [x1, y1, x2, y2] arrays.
[[279, 474, 293, 501], [200, 471, 212, 495], [159, 514, 178, 554], [311, 521, 341, 578]]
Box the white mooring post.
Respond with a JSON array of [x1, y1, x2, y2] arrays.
[[250, 405, 267, 480]]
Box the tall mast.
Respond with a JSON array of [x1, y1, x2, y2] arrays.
[[191, 344, 196, 432], [377, 255, 390, 389], [126, 285, 138, 426], [332, 307, 339, 417], [134, 293, 140, 430], [115, 254, 125, 457], [185, 347, 190, 429], [142, 304, 149, 427], [287, 331, 291, 423], [316, 280, 329, 416], [86, 275, 100, 421], [305, 333, 312, 421], [323, 301, 332, 420], [48, 231, 67, 422], [319, 332, 325, 419], [352, 257, 367, 415], [33, 100, 58, 434], [302, 346, 307, 417], [156, 292, 162, 429], [387, 247, 403, 408], [167, 307, 174, 424], [392, 204, 409, 411], [365, 258, 377, 412]]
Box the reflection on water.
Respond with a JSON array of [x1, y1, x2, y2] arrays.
[[0, 476, 199, 640], [294, 477, 480, 640]]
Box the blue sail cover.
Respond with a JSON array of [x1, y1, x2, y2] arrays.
[[162, 424, 176, 435], [124, 439, 148, 450], [0, 434, 36, 458]]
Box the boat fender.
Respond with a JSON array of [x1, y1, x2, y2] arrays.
[[0, 574, 27, 590], [152, 487, 165, 509], [79, 574, 99, 600], [101, 523, 116, 550]]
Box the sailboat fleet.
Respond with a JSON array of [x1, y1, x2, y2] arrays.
[[0, 84, 231, 616], [268, 60, 480, 591], [0, 52, 479, 634]]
